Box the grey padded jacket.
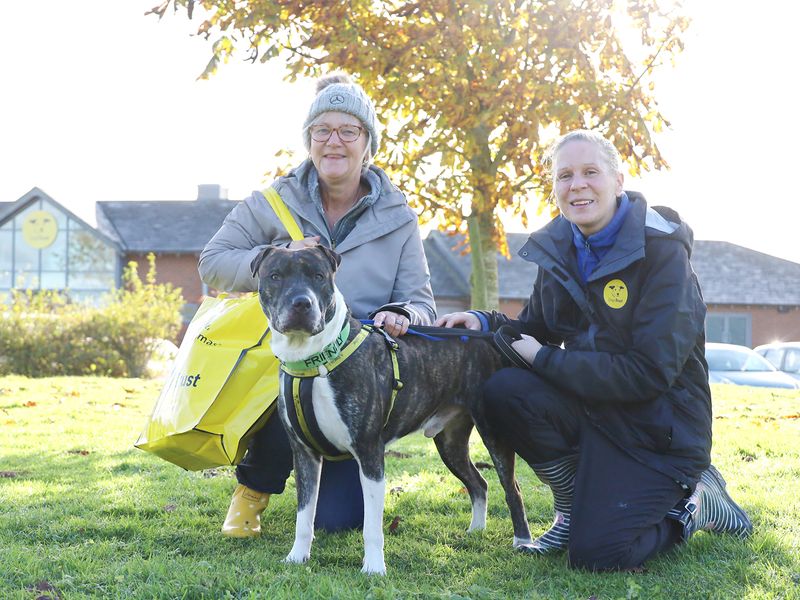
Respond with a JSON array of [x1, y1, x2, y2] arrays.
[[198, 159, 436, 324]]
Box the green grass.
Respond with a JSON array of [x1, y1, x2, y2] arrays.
[[1, 376, 799, 599]]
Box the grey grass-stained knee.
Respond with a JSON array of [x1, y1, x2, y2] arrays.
[[675, 464, 753, 541], [521, 454, 578, 554]]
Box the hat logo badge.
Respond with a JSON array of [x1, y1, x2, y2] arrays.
[[329, 94, 345, 105]]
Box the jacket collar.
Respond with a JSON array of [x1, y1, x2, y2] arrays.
[[523, 192, 649, 282], [272, 160, 415, 252]]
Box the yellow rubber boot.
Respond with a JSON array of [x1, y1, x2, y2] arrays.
[[221, 484, 270, 538]]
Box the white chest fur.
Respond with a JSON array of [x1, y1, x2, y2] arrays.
[[311, 377, 353, 454]]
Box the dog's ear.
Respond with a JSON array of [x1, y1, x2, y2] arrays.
[[250, 246, 275, 278], [316, 245, 342, 271]]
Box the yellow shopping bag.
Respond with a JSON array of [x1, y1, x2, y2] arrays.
[[135, 293, 279, 470], [135, 186, 301, 470]]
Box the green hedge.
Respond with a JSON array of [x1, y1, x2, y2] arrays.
[[0, 254, 184, 378]]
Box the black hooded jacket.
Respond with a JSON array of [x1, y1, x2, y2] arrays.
[[481, 193, 711, 490]]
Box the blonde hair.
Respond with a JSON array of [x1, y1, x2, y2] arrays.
[[543, 129, 622, 179]]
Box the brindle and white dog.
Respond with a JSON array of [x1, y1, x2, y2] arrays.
[[251, 245, 534, 575]]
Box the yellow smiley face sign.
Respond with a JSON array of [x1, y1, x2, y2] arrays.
[[22, 210, 59, 249], [603, 279, 628, 309]]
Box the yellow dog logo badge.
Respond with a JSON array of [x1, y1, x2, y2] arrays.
[[603, 279, 628, 309]]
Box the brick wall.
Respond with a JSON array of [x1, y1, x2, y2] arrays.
[[126, 252, 204, 305], [127, 252, 205, 342], [708, 304, 800, 347]]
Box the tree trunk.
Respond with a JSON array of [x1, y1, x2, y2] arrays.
[[467, 210, 500, 311]]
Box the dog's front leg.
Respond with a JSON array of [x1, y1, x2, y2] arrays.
[[285, 443, 323, 565], [356, 450, 386, 575]]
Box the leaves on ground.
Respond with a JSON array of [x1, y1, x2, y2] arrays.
[[388, 516, 402, 534], [385, 450, 411, 458], [27, 580, 62, 600]]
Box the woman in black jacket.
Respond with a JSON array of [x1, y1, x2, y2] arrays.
[[436, 129, 751, 570]]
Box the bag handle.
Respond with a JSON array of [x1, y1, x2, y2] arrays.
[[264, 187, 304, 242]]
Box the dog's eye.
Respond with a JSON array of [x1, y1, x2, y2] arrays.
[[270, 272, 281, 281], [314, 273, 324, 281]]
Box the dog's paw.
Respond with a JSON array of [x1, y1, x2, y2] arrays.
[[361, 560, 386, 576], [512, 536, 534, 549], [284, 550, 310, 565], [514, 543, 545, 555]]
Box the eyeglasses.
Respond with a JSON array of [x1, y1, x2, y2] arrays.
[[309, 124, 364, 143]]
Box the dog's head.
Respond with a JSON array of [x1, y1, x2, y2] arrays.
[[250, 245, 342, 336]]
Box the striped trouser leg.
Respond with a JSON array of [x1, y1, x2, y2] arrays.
[[529, 454, 578, 554]]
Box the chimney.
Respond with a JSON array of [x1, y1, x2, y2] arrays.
[[197, 184, 228, 201]]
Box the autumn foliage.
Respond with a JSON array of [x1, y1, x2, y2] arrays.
[[151, 0, 689, 308]]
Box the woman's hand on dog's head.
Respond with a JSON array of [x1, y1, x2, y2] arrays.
[[288, 236, 321, 250]]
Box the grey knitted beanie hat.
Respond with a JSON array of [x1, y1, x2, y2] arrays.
[[303, 73, 380, 157]]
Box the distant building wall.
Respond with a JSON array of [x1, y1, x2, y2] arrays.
[[127, 252, 204, 342], [126, 252, 203, 305], [707, 304, 800, 347], [500, 299, 526, 316]]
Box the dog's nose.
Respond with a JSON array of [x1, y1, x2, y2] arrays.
[[291, 294, 313, 313]]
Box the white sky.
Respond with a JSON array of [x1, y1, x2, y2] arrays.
[[2, 1, 798, 263]]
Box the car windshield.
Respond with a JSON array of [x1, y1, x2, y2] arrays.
[[707, 348, 775, 372]]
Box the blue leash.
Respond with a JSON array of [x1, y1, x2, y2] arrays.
[[359, 320, 529, 369], [359, 319, 492, 342]]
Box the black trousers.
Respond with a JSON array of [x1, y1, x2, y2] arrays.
[[236, 408, 364, 532], [483, 368, 684, 571]]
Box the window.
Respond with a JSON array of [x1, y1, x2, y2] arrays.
[[705, 313, 750, 346], [0, 198, 118, 299], [763, 348, 784, 369], [784, 349, 800, 374], [0, 227, 11, 289]]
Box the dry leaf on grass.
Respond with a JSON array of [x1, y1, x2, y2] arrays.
[[384, 450, 410, 458], [27, 580, 63, 600], [388, 516, 402, 534]]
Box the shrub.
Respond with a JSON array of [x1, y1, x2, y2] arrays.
[[0, 254, 184, 377]]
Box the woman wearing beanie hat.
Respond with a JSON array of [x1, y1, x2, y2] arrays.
[[199, 72, 436, 537]]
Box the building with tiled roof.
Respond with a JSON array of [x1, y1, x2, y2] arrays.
[[3, 187, 799, 346]]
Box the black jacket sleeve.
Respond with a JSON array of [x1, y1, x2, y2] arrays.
[[474, 269, 565, 346], [531, 238, 706, 402]]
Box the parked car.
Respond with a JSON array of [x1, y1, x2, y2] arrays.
[[705, 342, 800, 389], [753, 341, 800, 382]]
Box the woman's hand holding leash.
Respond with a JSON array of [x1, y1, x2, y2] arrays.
[[511, 334, 542, 366], [373, 311, 410, 337], [434, 312, 482, 330], [437, 312, 542, 367]]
